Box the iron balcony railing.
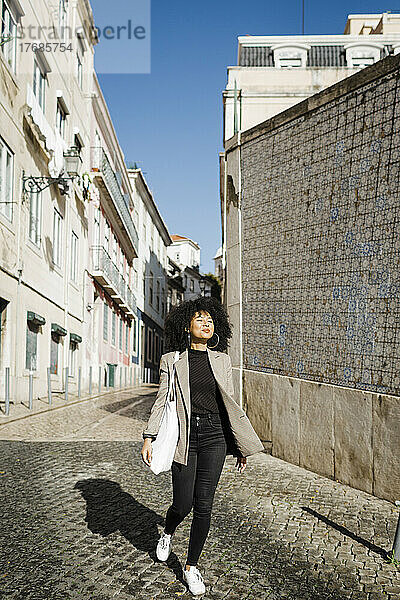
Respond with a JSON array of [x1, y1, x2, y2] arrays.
[[91, 246, 137, 315], [91, 147, 139, 254]]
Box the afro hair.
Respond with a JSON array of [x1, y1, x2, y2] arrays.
[[164, 296, 233, 353]]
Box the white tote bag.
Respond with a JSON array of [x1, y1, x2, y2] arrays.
[[150, 351, 180, 475]]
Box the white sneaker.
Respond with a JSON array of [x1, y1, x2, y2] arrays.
[[156, 531, 172, 561], [183, 565, 206, 595]]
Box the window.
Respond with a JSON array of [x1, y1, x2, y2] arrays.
[[149, 271, 154, 306], [58, 0, 67, 40], [112, 234, 117, 265], [70, 231, 78, 282], [104, 220, 110, 253], [154, 333, 159, 363], [26, 320, 38, 370], [272, 44, 309, 69], [94, 206, 100, 247], [1, 0, 18, 73], [119, 317, 123, 351], [190, 279, 194, 292], [69, 341, 77, 376], [103, 301, 108, 341], [279, 57, 302, 68], [93, 130, 101, 169], [119, 249, 124, 276], [133, 266, 138, 290], [0, 138, 13, 221], [33, 59, 46, 111], [167, 289, 172, 312], [351, 56, 375, 68], [125, 322, 129, 355], [0, 298, 8, 364], [345, 44, 381, 69], [132, 317, 137, 354], [74, 134, 82, 156], [52, 208, 63, 266], [76, 37, 84, 88], [50, 334, 59, 374], [56, 100, 67, 137], [156, 280, 160, 312], [111, 310, 116, 345], [133, 206, 139, 228], [28, 191, 41, 246], [147, 327, 152, 362]]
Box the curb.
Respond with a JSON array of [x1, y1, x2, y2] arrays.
[[0, 384, 158, 427]]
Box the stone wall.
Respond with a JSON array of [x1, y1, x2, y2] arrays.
[[224, 54, 400, 502]]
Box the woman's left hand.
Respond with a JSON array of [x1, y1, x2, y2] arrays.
[[236, 456, 247, 473]]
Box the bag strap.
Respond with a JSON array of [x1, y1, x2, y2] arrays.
[[167, 351, 180, 401]]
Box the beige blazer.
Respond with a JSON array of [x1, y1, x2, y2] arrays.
[[142, 348, 265, 465]]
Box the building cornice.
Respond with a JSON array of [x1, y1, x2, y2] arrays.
[[171, 238, 200, 250], [238, 34, 400, 46]]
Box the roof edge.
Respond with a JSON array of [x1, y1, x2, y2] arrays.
[[224, 53, 400, 153]]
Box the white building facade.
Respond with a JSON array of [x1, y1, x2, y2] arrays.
[[0, 0, 98, 404], [86, 73, 139, 391], [128, 168, 172, 382], [167, 235, 212, 300], [223, 13, 400, 141]]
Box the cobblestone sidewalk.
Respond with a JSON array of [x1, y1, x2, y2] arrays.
[[0, 388, 398, 599]]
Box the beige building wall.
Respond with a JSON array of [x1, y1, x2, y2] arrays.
[[85, 73, 139, 390], [0, 0, 96, 404], [225, 66, 362, 136], [128, 167, 171, 380]]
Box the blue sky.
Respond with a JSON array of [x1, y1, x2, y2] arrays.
[[92, 0, 390, 272]]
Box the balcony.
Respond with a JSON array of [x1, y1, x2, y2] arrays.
[[91, 147, 138, 260], [91, 246, 137, 316], [26, 83, 56, 153]]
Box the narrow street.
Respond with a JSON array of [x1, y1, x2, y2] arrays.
[[0, 388, 398, 599]]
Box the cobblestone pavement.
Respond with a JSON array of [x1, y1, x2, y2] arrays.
[[0, 387, 399, 600], [0, 385, 157, 441]]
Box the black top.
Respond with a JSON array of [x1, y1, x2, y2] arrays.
[[142, 349, 225, 440], [188, 348, 222, 414]]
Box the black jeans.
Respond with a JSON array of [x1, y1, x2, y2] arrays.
[[164, 412, 227, 566]]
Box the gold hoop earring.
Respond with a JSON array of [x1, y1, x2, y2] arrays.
[[207, 333, 219, 349]]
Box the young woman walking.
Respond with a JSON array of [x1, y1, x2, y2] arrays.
[[141, 297, 264, 596]]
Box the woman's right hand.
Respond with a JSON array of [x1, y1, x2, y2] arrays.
[[141, 438, 153, 466]]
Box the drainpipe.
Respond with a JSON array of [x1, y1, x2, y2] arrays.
[[237, 129, 243, 410], [14, 178, 24, 400], [222, 154, 227, 305], [63, 186, 71, 380]]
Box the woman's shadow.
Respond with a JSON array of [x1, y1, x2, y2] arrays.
[[74, 479, 184, 583]]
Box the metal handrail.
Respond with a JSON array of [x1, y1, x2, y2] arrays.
[[91, 246, 136, 314], [91, 147, 139, 252]]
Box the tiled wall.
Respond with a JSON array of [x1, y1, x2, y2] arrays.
[[241, 67, 400, 396]]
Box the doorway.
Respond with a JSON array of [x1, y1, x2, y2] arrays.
[[107, 363, 116, 387]]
